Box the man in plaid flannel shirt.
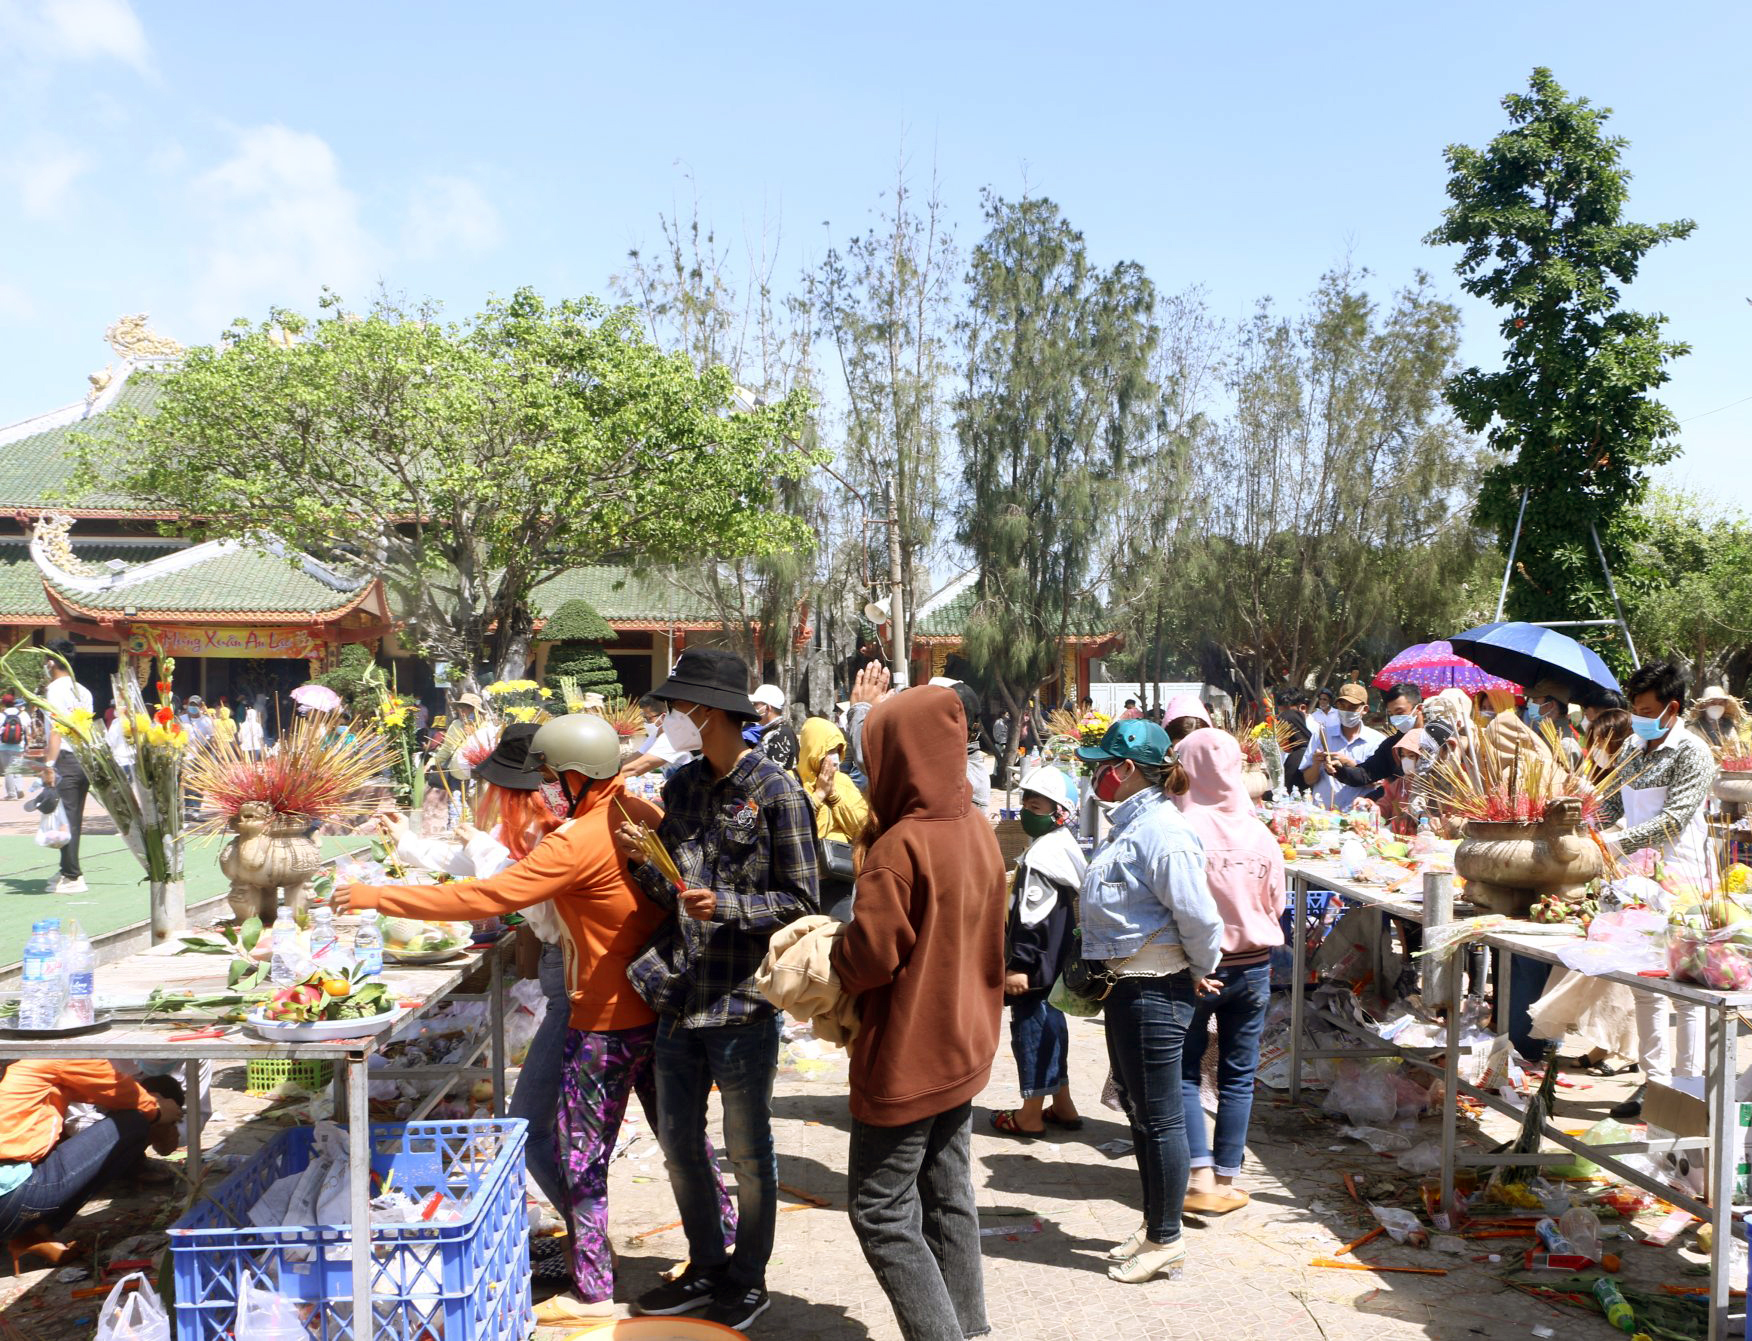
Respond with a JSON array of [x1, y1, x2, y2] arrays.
[[618, 648, 818, 1331]]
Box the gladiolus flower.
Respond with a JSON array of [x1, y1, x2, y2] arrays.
[[156, 681, 173, 695], [154, 706, 174, 724]]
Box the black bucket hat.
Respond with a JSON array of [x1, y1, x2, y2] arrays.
[[652, 648, 757, 719], [474, 722, 542, 790]]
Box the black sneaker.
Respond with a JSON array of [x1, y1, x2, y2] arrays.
[[632, 1269, 720, 1317], [704, 1284, 771, 1331]]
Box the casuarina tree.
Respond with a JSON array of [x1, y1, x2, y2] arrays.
[[1426, 67, 1694, 635], [956, 192, 1158, 722]]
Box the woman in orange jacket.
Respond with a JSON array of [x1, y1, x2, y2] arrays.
[[339, 714, 732, 1325]]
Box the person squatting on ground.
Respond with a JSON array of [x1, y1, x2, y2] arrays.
[[339, 714, 735, 1325], [617, 648, 819, 1332], [832, 685, 1008, 1341], [1076, 719, 1223, 1284]]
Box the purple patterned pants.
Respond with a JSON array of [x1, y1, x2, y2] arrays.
[[556, 1022, 736, 1302]]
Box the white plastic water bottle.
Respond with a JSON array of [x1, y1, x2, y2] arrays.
[[20, 921, 64, 1029], [353, 909, 383, 978], [269, 905, 300, 987], [64, 929, 95, 1027], [309, 906, 337, 967]]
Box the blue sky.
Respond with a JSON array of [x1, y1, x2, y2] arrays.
[[2, 1, 1747, 499]]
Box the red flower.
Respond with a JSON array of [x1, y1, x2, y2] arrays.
[[154, 706, 174, 724], [156, 681, 173, 694]]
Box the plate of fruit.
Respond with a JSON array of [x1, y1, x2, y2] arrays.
[[382, 919, 474, 965], [246, 969, 401, 1041]]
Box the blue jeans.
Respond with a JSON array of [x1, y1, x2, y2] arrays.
[[0, 1111, 150, 1238], [1505, 954, 1557, 1063], [1008, 994, 1069, 1099], [849, 1103, 989, 1341], [1179, 963, 1270, 1176], [508, 941, 569, 1211], [1103, 973, 1196, 1244], [653, 1012, 781, 1288]]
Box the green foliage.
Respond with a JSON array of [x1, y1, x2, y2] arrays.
[[956, 192, 1158, 712], [314, 643, 376, 712], [75, 288, 816, 685], [545, 645, 621, 700], [1624, 489, 1752, 684], [540, 598, 615, 646], [1426, 67, 1695, 629], [1111, 268, 1487, 698]]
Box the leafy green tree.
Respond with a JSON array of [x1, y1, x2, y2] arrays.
[[76, 289, 813, 688], [1625, 489, 1752, 686], [1426, 67, 1695, 634], [314, 643, 378, 712], [955, 192, 1158, 724], [1119, 267, 1486, 698], [617, 205, 825, 695], [539, 598, 622, 700]]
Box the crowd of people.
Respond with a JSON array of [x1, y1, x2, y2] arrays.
[[320, 649, 1303, 1337], [5, 630, 1741, 1337]]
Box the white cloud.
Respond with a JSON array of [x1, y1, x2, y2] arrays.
[[11, 139, 90, 217], [0, 0, 151, 74], [188, 124, 380, 334], [402, 175, 503, 261]]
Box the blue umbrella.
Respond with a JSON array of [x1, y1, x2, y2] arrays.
[[1447, 622, 1622, 702]]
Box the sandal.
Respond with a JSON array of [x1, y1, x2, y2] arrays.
[[1581, 1059, 1638, 1077], [531, 1295, 615, 1325], [988, 1110, 1041, 1139], [1042, 1110, 1085, 1131]]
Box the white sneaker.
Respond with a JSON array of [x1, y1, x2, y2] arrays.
[[50, 877, 87, 894]]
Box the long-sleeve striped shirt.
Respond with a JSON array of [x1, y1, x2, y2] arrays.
[[1600, 725, 1719, 856], [628, 750, 819, 1029]]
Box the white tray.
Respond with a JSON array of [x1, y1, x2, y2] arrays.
[[384, 945, 465, 965], [245, 1006, 404, 1042]]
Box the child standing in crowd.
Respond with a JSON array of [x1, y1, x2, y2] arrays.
[[617, 649, 818, 1332], [834, 685, 1007, 1341], [990, 767, 1086, 1138]]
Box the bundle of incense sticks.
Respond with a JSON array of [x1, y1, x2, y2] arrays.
[[616, 800, 684, 889]]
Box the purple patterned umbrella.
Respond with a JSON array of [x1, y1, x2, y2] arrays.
[[1371, 641, 1521, 695]]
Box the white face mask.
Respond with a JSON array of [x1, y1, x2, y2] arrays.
[[1400, 756, 1418, 776], [1338, 710, 1362, 729], [664, 707, 704, 753], [1708, 705, 1726, 721]]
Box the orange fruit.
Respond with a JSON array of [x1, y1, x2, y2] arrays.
[[322, 978, 351, 997]]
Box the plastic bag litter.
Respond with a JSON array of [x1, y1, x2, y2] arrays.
[[1368, 1204, 1425, 1244], [504, 977, 548, 1066], [236, 1275, 304, 1341], [95, 1273, 169, 1341], [1546, 1117, 1638, 1178], [1322, 1061, 1399, 1127], [1339, 1125, 1413, 1153], [1396, 1140, 1443, 1175]]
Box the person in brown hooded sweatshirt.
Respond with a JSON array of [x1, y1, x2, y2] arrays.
[[832, 685, 1007, 1341]]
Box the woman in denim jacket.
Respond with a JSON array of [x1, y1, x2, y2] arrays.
[[1076, 719, 1223, 1284]]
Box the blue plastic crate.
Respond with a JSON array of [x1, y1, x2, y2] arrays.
[[169, 1119, 530, 1341]]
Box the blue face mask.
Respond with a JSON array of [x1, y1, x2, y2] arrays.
[[1524, 704, 1544, 726], [1630, 711, 1670, 742], [1389, 713, 1417, 733]]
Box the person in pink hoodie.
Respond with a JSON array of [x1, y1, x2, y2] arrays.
[[1174, 729, 1285, 1215]]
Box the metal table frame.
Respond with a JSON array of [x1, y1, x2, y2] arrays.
[[1286, 861, 1748, 1341], [0, 938, 510, 1340]]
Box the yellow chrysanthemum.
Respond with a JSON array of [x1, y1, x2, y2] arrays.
[[1727, 864, 1752, 895]]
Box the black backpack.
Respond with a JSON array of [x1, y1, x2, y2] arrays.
[[0, 710, 24, 747]]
